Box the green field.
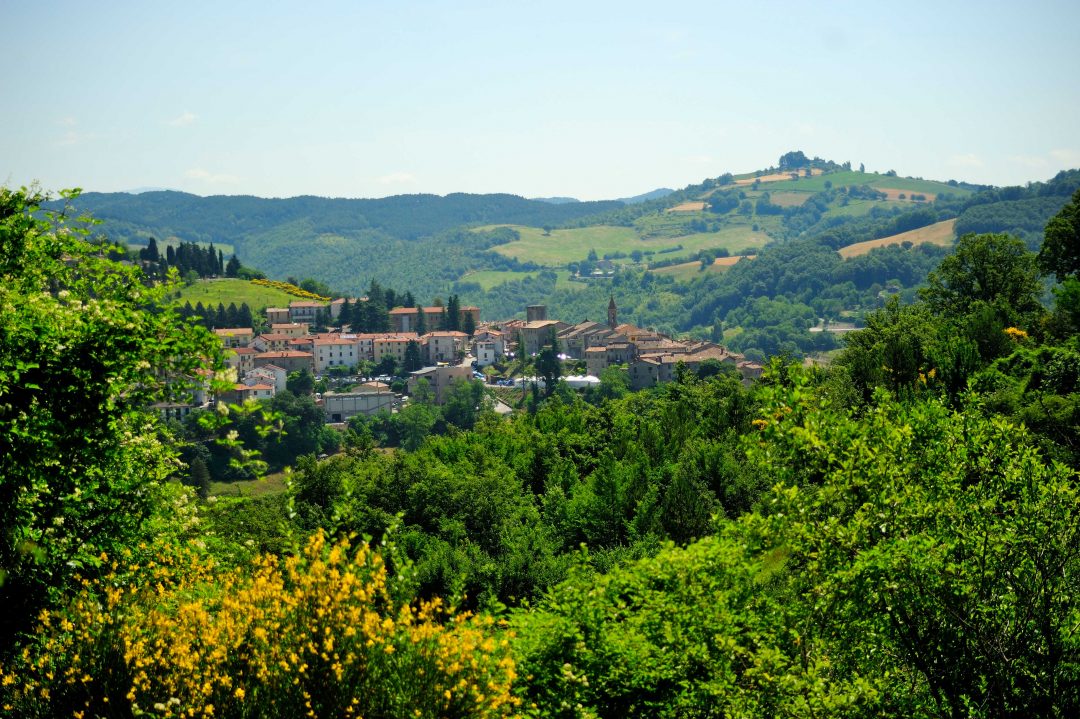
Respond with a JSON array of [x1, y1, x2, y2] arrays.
[[489, 224, 770, 267], [760, 170, 969, 197], [827, 199, 917, 218], [554, 269, 586, 291], [210, 471, 289, 498], [172, 278, 298, 311]]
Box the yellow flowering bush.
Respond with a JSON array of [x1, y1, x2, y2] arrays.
[[2, 532, 520, 718], [250, 279, 330, 302], [1004, 326, 1029, 342]]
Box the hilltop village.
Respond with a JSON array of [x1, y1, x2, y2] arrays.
[[160, 296, 764, 425]]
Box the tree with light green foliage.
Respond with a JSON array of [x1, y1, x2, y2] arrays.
[[0, 187, 222, 651]]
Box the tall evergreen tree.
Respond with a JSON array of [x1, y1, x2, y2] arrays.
[[446, 294, 461, 331], [403, 340, 424, 372], [416, 308, 427, 337], [141, 237, 160, 262], [339, 298, 352, 328], [238, 303, 253, 329], [225, 254, 241, 278]]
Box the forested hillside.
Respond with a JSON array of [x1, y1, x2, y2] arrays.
[[52, 191, 621, 295], [4, 185, 1080, 717]]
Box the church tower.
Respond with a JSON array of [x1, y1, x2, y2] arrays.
[[607, 296, 617, 329]]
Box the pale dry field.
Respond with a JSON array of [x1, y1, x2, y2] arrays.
[[838, 219, 956, 258]]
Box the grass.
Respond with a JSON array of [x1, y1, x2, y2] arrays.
[[838, 219, 957, 258], [555, 269, 585, 291], [489, 225, 639, 265], [490, 224, 769, 266], [172, 278, 298, 312], [459, 269, 542, 290], [209, 470, 290, 498], [828, 199, 913, 218]]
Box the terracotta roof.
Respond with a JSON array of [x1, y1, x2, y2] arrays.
[[255, 351, 313, 358], [230, 347, 257, 355], [289, 301, 327, 308], [313, 337, 358, 345], [214, 327, 253, 335]]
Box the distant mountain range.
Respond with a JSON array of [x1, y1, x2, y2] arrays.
[[532, 188, 676, 205], [616, 188, 675, 204], [531, 197, 581, 205]]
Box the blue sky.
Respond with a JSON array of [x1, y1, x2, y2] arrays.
[[2, 1, 1078, 200]]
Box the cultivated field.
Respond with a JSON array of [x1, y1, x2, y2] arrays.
[[735, 168, 824, 185], [767, 191, 813, 207], [872, 187, 935, 202], [172, 278, 298, 311], [838, 219, 956, 258], [762, 170, 967, 197], [652, 254, 756, 281], [489, 224, 768, 266], [667, 201, 708, 212]]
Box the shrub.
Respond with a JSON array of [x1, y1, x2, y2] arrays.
[[2, 531, 520, 719]]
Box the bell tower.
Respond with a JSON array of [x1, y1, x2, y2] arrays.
[[607, 296, 617, 329]]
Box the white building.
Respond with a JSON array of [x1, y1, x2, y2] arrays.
[[313, 337, 360, 373]]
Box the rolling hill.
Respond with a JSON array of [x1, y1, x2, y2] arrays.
[[51, 161, 1080, 310]]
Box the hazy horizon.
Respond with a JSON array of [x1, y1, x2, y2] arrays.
[[3, 0, 1078, 201]]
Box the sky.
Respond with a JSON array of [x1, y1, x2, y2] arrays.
[[2, 0, 1079, 201]]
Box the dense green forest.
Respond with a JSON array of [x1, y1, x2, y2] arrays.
[[4, 181, 1080, 717]]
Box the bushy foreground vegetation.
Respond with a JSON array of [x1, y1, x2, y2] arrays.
[[4, 186, 1080, 717]]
